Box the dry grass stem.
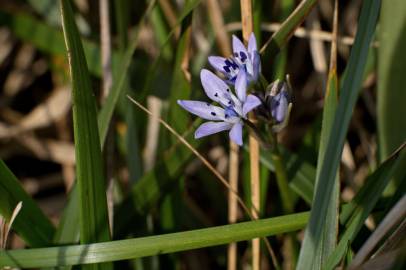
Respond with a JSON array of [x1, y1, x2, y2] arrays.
[[239, 0, 261, 269], [159, 0, 180, 39], [207, 0, 232, 56], [181, 26, 192, 83], [330, 0, 338, 73], [100, 0, 112, 100], [228, 141, 239, 270], [0, 87, 71, 139], [307, 9, 327, 87], [226, 22, 377, 47], [100, 0, 114, 232], [143, 96, 162, 171], [0, 202, 22, 249]]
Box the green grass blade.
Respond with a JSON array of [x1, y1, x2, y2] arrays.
[[377, 0, 406, 192], [60, 0, 111, 266], [52, 185, 80, 244], [297, 1, 380, 269], [0, 160, 55, 247], [150, 4, 173, 61], [325, 145, 405, 269], [0, 212, 309, 268], [297, 37, 340, 270]]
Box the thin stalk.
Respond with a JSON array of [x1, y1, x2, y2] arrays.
[[207, 0, 232, 56], [239, 1, 261, 269], [228, 141, 239, 270], [100, 0, 112, 100], [99, 0, 114, 233], [271, 141, 297, 269], [271, 141, 293, 213]]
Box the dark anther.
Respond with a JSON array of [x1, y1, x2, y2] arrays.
[[211, 112, 216, 116], [214, 93, 218, 97], [239, 51, 247, 62]]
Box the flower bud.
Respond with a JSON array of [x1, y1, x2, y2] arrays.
[[254, 77, 292, 132]]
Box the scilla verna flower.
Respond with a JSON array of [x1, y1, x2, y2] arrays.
[[177, 69, 261, 146], [208, 33, 261, 84]]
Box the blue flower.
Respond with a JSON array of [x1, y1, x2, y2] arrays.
[[208, 33, 261, 84], [178, 69, 261, 146]]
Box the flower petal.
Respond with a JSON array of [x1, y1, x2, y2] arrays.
[[208, 56, 239, 78], [242, 94, 262, 116], [235, 69, 247, 102], [208, 56, 227, 73], [195, 121, 233, 139], [177, 100, 225, 120], [271, 92, 289, 123], [200, 69, 232, 106], [251, 51, 261, 82], [232, 35, 249, 63], [229, 122, 243, 146], [248, 32, 257, 54]]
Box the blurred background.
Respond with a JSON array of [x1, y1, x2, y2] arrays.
[[0, 0, 404, 269]]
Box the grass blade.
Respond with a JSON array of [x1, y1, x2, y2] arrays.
[[296, 1, 340, 268], [377, 0, 406, 192], [52, 185, 80, 244], [0, 160, 55, 247], [60, 1, 111, 269], [297, 1, 380, 269], [0, 212, 309, 268], [325, 144, 405, 269]]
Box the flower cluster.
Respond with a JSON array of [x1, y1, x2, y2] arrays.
[[177, 33, 291, 146]]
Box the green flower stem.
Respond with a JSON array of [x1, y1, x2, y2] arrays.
[[270, 134, 298, 269], [270, 141, 294, 213]]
